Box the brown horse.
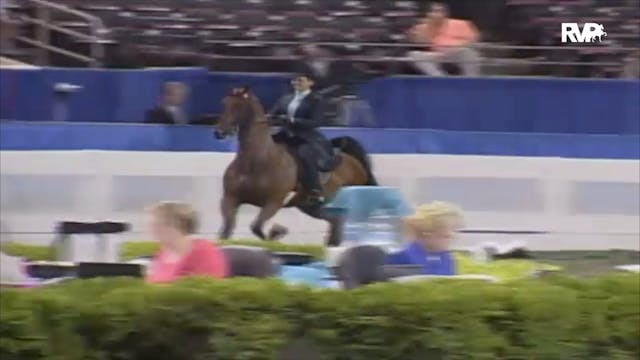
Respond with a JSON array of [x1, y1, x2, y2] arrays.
[[214, 87, 377, 246]]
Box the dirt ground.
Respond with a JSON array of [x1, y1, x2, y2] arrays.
[[532, 250, 640, 277]]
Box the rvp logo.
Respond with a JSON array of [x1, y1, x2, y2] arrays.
[[561, 23, 607, 43]]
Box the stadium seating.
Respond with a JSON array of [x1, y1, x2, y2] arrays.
[[3, 0, 638, 74], [505, 0, 639, 77]]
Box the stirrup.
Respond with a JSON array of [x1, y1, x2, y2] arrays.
[[305, 190, 325, 206]]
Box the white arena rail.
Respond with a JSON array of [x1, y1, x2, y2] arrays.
[[1, 151, 638, 256]]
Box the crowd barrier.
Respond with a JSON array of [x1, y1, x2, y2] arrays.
[[1, 150, 638, 253], [1, 122, 639, 159], [1, 68, 638, 133]]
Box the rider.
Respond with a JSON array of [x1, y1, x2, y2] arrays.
[[269, 73, 334, 206]]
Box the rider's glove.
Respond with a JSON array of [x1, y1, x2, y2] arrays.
[[281, 115, 293, 125]]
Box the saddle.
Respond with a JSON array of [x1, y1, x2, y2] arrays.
[[315, 146, 341, 173]]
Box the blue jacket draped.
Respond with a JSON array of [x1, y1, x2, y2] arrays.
[[386, 242, 456, 276]]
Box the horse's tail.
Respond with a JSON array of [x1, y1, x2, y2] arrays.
[[331, 136, 378, 186]]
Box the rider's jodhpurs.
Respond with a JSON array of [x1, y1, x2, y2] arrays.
[[297, 144, 321, 191]]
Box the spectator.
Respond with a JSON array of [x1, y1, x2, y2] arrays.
[[386, 201, 463, 276], [0, 0, 18, 54], [0, 0, 11, 19], [145, 81, 190, 124], [295, 44, 357, 94], [407, 2, 481, 77], [296, 44, 338, 92], [145, 201, 227, 283], [295, 44, 376, 127], [621, 50, 640, 79]]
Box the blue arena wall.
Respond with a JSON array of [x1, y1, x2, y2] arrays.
[[1, 122, 638, 159], [1, 67, 638, 134]]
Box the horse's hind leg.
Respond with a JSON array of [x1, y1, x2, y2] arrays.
[[298, 206, 344, 247], [219, 195, 239, 240], [251, 202, 282, 240]]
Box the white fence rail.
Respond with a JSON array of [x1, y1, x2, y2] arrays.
[[1, 151, 638, 252]]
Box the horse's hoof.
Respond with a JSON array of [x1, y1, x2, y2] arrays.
[[250, 223, 266, 240], [268, 224, 288, 241]]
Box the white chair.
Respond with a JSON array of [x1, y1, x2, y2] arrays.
[[0, 252, 28, 284], [614, 265, 640, 273]]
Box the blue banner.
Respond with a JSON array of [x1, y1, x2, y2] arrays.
[[1, 123, 638, 159], [360, 77, 640, 133], [0, 68, 209, 123], [1, 68, 638, 134]]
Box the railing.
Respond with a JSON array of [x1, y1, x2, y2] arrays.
[[134, 38, 638, 75], [15, 0, 106, 67], [198, 39, 639, 51]]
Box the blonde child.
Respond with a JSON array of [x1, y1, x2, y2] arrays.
[[386, 201, 463, 275]]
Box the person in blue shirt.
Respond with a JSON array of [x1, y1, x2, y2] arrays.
[[386, 201, 463, 276]]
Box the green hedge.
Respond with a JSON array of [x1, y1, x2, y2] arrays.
[[0, 242, 56, 262], [1, 275, 638, 360]]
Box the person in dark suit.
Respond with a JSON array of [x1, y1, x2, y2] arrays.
[[269, 73, 335, 206], [145, 82, 190, 124], [296, 44, 345, 93], [295, 44, 378, 127]]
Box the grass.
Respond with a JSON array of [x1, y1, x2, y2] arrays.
[[531, 250, 640, 276]]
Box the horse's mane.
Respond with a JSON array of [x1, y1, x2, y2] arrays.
[[231, 87, 266, 123], [229, 87, 273, 156], [246, 93, 265, 119]]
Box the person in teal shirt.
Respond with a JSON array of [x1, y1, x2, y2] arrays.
[[386, 201, 463, 276]]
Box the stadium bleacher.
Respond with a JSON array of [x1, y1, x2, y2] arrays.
[[4, 0, 638, 76]]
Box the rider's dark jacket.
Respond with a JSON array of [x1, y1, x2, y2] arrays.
[[269, 91, 335, 170], [270, 91, 324, 142]]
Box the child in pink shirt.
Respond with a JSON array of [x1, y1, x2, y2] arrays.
[[145, 202, 227, 283]]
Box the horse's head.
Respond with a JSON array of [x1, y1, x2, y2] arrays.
[[215, 86, 259, 139]]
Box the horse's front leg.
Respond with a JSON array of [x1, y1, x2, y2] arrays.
[[251, 201, 282, 240], [325, 215, 344, 247], [219, 195, 239, 240]]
